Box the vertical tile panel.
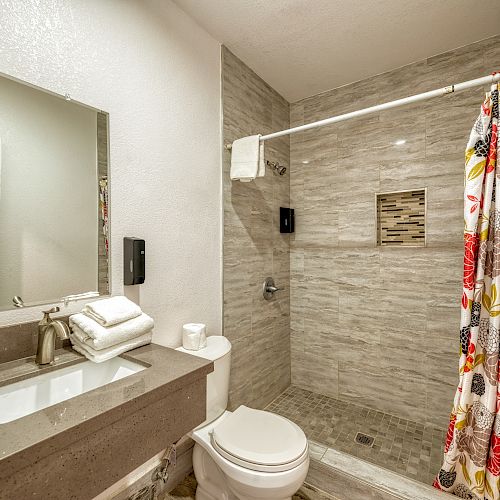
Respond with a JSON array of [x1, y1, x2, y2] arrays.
[[222, 47, 290, 409]]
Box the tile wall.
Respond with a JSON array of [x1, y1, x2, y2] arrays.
[[222, 47, 291, 409], [289, 35, 500, 428]]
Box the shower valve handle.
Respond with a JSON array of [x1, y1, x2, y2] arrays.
[[263, 277, 284, 300]]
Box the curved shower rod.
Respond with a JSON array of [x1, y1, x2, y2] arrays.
[[227, 72, 500, 148]]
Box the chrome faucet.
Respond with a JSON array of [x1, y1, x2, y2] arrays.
[[35, 307, 71, 365]]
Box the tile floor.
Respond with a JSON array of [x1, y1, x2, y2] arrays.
[[266, 386, 446, 486], [163, 473, 339, 500]]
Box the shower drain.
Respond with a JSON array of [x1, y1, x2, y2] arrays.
[[355, 432, 375, 447]]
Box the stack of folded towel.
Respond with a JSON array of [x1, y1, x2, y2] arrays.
[[69, 296, 154, 363]]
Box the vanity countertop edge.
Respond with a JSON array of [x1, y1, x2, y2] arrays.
[[0, 343, 213, 478]]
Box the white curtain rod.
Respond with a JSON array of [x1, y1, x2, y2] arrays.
[[227, 72, 500, 148]]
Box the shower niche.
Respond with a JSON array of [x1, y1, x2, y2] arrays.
[[376, 189, 426, 247]]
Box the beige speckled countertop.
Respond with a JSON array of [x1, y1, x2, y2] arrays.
[[0, 343, 213, 479]]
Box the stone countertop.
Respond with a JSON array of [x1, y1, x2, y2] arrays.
[[0, 343, 213, 479]]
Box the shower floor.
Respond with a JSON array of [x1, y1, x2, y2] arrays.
[[266, 386, 446, 486]]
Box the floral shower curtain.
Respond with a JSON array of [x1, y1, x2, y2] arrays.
[[434, 82, 500, 499], [99, 177, 109, 255]]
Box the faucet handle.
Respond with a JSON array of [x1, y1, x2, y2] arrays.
[[41, 306, 60, 322], [43, 306, 60, 314]]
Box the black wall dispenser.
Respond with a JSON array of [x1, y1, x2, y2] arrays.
[[124, 237, 145, 285], [280, 207, 295, 233]]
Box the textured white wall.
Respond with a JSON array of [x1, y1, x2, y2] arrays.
[[0, 0, 222, 345], [0, 75, 98, 307]]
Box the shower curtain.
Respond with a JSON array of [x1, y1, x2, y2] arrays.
[[99, 177, 109, 255], [435, 82, 500, 499]]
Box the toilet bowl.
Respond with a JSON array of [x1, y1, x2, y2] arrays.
[[176, 336, 310, 500]]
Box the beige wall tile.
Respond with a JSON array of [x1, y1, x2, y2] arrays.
[[223, 47, 291, 410], [289, 35, 500, 426], [223, 35, 500, 426]]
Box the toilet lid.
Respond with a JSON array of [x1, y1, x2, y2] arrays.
[[211, 406, 308, 471]]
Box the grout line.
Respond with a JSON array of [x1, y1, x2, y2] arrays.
[[268, 385, 444, 487]]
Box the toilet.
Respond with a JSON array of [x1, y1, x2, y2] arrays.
[[176, 336, 309, 500]]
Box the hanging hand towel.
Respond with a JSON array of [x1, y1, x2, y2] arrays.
[[69, 312, 154, 350], [230, 134, 264, 182], [83, 296, 142, 327], [258, 140, 265, 177], [70, 330, 152, 363]]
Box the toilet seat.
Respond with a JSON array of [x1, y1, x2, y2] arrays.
[[210, 406, 308, 472]]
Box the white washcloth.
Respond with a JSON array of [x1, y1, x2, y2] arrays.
[[69, 312, 154, 350], [70, 330, 152, 363], [230, 134, 265, 182], [83, 296, 142, 327]]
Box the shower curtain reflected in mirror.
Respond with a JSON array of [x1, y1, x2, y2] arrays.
[[436, 83, 500, 499]]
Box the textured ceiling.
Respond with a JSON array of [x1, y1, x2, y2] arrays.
[[174, 0, 500, 102]]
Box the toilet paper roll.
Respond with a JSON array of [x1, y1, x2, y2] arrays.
[[182, 323, 207, 351]]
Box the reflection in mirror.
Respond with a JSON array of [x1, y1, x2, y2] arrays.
[[0, 74, 110, 311]]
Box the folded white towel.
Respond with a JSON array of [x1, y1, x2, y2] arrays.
[[83, 296, 142, 327], [70, 330, 152, 363], [69, 312, 154, 350], [230, 134, 265, 182]]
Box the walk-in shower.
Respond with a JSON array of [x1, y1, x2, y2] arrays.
[[222, 35, 500, 498], [251, 73, 500, 489]]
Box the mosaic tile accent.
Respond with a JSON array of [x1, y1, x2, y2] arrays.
[[266, 386, 446, 486], [377, 189, 426, 247]]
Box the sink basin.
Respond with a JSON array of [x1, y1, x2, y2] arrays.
[[0, 357, 146, 424]]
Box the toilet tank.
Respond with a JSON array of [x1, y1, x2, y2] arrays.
[[176, 336, 231, 426]]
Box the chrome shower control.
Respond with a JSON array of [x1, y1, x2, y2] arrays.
[[263, 277, 283, 300]]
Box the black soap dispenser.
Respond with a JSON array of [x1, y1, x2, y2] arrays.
[[123, 237, 145, 285], [280, 207, 295, 233]]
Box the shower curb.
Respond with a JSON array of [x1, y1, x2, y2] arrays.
[[306, 448, 451, 500]]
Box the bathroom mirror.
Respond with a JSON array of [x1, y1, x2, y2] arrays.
[[0, 72, 110, 311]]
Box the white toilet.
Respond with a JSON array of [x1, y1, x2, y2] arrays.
[[176, 336, 310, 500]]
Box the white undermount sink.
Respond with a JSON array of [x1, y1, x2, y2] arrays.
[[0, 357, 146, 424]]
